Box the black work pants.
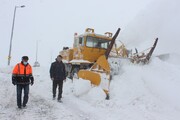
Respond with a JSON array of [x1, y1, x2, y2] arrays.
[[17, 84, 29, 107], [52, 80, 63, 99]]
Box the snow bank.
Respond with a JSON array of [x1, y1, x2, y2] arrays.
[[72, 78, 91, 96]]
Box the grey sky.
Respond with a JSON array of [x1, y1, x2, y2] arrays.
[[0, 0, 152, 67], [119, 0, 180, 55]]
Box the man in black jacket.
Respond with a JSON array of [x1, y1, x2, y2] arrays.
[[50, 55, 66, 102]]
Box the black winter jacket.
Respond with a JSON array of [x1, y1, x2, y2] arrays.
[[50, 60, 66, 81]]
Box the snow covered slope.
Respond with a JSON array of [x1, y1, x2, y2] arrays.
[[119, 0, 180, 55]]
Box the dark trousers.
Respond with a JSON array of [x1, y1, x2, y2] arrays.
[[16, 84, 29, 107], [53, 80, 63, 99]]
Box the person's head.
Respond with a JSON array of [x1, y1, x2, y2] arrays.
[[22, 56, 29, 65], [56, 55, 62, 62]]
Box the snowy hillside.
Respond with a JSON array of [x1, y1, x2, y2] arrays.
[[119, 0, 180, 55]]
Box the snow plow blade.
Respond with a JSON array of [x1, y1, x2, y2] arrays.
[[130, 38, 158, 64], [78, 55, 110, 86], [95, 55, 110, 72], [78, 70, 101, 86]]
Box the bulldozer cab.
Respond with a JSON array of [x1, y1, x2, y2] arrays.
[[60, 28, 115, 81], [73, 28, 112, 62]]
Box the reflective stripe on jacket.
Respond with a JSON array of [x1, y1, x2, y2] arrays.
[[12, 62, 33, 84]]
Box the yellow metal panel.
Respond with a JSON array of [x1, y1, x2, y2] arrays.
[[86, 34, 112, 40], [82, 47, 106, 62], [60, 49, 74, 62], [96, 55, 110, 72], [78, 70, 101, 86], [69, 49, 74, 61]]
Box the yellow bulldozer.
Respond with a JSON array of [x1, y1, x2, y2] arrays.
[[60, 28, 158, 99], [60, 28, 123, 99], [60, 28, 121, 77]]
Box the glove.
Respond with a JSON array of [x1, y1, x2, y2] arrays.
[[31, 80, 34, 86], [12, 76, 17, 85], [63, 78, 66, 82], [12, 81, 16, 85], [30, 76, 34, 86]]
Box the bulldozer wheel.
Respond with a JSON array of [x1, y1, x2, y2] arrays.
[[71, 66, 80, 79]]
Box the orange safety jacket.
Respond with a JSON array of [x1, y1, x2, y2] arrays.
[[12, 62, 34, 84]]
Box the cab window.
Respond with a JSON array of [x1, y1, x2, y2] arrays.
[[74, 36, 84, 47], [79, 37, 84, 46], [86, 36, 110, 49]]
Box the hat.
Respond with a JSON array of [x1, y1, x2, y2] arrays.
[[22, 56, 29, 60], [57, 55, 63, 58]]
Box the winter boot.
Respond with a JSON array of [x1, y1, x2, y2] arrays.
[[53, 95, 56, 100], [57, 98, 62, 103], [18, 106, 21, 109]]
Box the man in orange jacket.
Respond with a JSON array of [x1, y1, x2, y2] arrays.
[[12, 56, 34, 109]]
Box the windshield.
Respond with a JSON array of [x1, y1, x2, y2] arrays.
[[74, 36, 84, 47], [86, 36, 110, 49]]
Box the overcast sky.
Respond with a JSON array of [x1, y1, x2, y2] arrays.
[[0, 0, 152, 67], [120, 0, 180, 56]]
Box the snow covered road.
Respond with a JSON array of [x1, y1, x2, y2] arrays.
[[0, 67, 101, 120]]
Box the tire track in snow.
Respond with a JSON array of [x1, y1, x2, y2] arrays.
[[1, 92, 57, 120], [29, 94, 58, 120]]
